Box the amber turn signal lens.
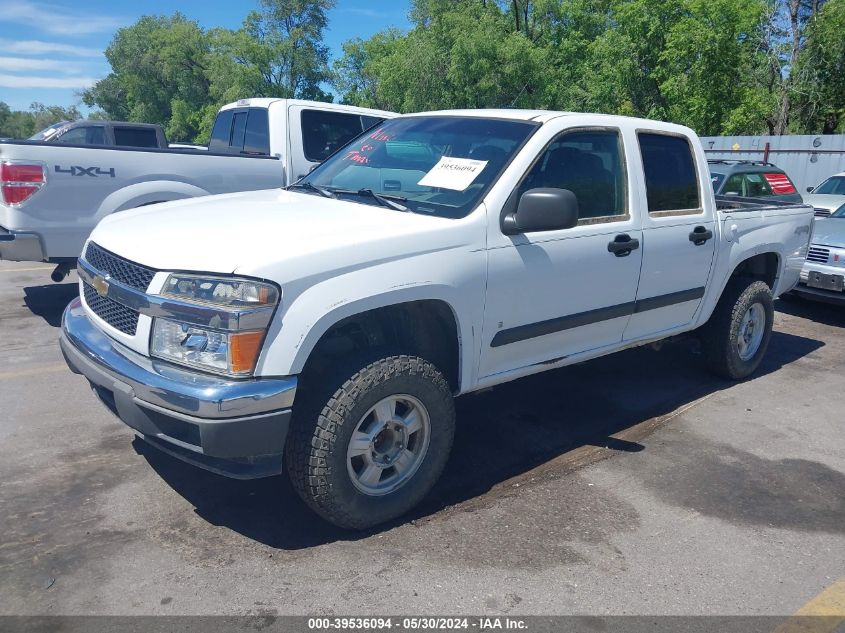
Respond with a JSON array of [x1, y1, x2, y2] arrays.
[[230, 331, 265, 374]]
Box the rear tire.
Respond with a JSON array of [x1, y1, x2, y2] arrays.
[[286, 354, 455, 530], [700, 279, 774, 380]]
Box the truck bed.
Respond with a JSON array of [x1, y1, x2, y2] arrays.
[[714, 194, 809, 212]]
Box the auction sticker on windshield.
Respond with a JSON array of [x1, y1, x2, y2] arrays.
[[417, 156, 488, 191]]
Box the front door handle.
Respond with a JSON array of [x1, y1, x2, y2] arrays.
[[689, 226, 714, 245], [607, 234, 640, 257]]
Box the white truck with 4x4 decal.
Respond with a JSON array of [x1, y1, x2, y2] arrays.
[[0, 99, 393, 281], [60, 109, 814, 528]]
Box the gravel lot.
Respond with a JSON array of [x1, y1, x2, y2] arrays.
[[1, 260, 843, 617]]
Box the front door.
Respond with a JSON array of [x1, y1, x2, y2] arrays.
[[480, 127, 643, 379]]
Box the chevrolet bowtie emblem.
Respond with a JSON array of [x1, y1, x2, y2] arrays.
[[92, 275, 110, 297]]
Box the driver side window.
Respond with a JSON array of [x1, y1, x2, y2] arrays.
[[517, 129, 627, 222]]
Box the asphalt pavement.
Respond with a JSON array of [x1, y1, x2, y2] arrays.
[[0, 260, 843, 617]]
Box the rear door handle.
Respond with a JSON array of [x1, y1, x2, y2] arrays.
[[607, 234, 640, 257], [689, 226, 714, 245]]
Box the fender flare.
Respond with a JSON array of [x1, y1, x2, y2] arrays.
[[701, 248, 783, 324], [97, 180, 211, 217], [265, 284, 472, 386]]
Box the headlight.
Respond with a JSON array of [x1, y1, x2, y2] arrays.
[[151, 274, 279, 376], [161, 274, 278, 307], [152, 319, 265, 376]]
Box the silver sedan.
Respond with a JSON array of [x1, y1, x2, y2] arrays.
[[796, 205, 845, 304]]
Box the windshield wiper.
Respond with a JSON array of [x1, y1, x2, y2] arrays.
[[353, 188, 409, 212], [287, 181, 336, 199]]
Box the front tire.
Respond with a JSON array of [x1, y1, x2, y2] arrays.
[[701, 279, 774, 380], [286, 355, 455, 529]]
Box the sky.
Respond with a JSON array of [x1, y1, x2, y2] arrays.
[[0, 0, 410, 113]]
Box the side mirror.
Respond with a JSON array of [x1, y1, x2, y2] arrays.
[[502, 188, 579, 235], [806, 186, 814, 193]]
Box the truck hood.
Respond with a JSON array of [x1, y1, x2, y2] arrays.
[[806, 193, 845, 214], [811, 217, 845, 247], [88, 189, 477, 278]]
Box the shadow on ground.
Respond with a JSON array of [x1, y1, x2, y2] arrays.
[[136, 328, 823, 550], [776, 295, 845, 328], [22, 282, 78, 327]]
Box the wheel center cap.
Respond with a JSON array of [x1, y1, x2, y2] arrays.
[[372, 423, 405, 465]]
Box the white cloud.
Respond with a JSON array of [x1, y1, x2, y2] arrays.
[[0, 74, 98, 89], [2, 0, 124, 36], [0, 39, 102, 58], [0, 56, 78, 73]]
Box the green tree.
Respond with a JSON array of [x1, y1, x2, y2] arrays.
[[0, 102, 82, 139], [749, 0, 828, 133], [335, 0, 772, 135], [0, 102, 11, 135], [791, 0, 845, 132], [335, 1, 548, 112], [30, 102, 82, 131], [84, 2, 337, 142], [205, 0, 335, 107], [82, 13, 213, 141]]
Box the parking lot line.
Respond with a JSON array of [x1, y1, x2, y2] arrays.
[[773, 580, 845, 633], [0, 267, 54, 273], [0, 363, 69, 380]]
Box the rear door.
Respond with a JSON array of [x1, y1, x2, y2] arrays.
[[287, 106, 386, 181], [623, 132, 716, 341]]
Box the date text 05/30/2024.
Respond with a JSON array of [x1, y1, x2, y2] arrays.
[[307, 617, 528, 630]]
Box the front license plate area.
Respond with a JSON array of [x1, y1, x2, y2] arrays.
[[807, 271, 844, 292]]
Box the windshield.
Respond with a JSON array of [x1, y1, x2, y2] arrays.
[[814, 176, 845, 196], [28, 122, 69, 141], [831, 205, 845, 218], [298, 116, 538, 218]]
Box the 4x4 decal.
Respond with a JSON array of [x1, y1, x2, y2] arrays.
[[55, 165, 116, 178]]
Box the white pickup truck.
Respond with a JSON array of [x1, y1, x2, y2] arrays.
[[60, 109, 814, 529], [0, 98, 394, 280]]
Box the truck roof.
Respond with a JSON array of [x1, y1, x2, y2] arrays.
[[62, 120, 163, 129], [403, 109, 696, 133], [219, 98, 395, 119]]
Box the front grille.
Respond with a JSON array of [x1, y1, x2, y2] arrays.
[[82, 282, 140, 335], [807, 246, 830, 264], [814, 208, 831, 217], [84, 242, 157, 291]]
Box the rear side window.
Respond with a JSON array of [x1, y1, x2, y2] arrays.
[[230, 112, 248, 151], [209, 110, 234, 151], [87, 126, 106, 145], [57, 126, 105, 145], [638, 133, 701, 213], [361, 115, 385, 131], [301, 110, 367, 162], [243, 109, 270, 155], [724, 172, 774, 197], [113, 127, 158, 148], [209, 108, 269, 155]]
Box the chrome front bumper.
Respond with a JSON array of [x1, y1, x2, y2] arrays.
[[60, 297, 297, 478], [0, 226, 45, 261]]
